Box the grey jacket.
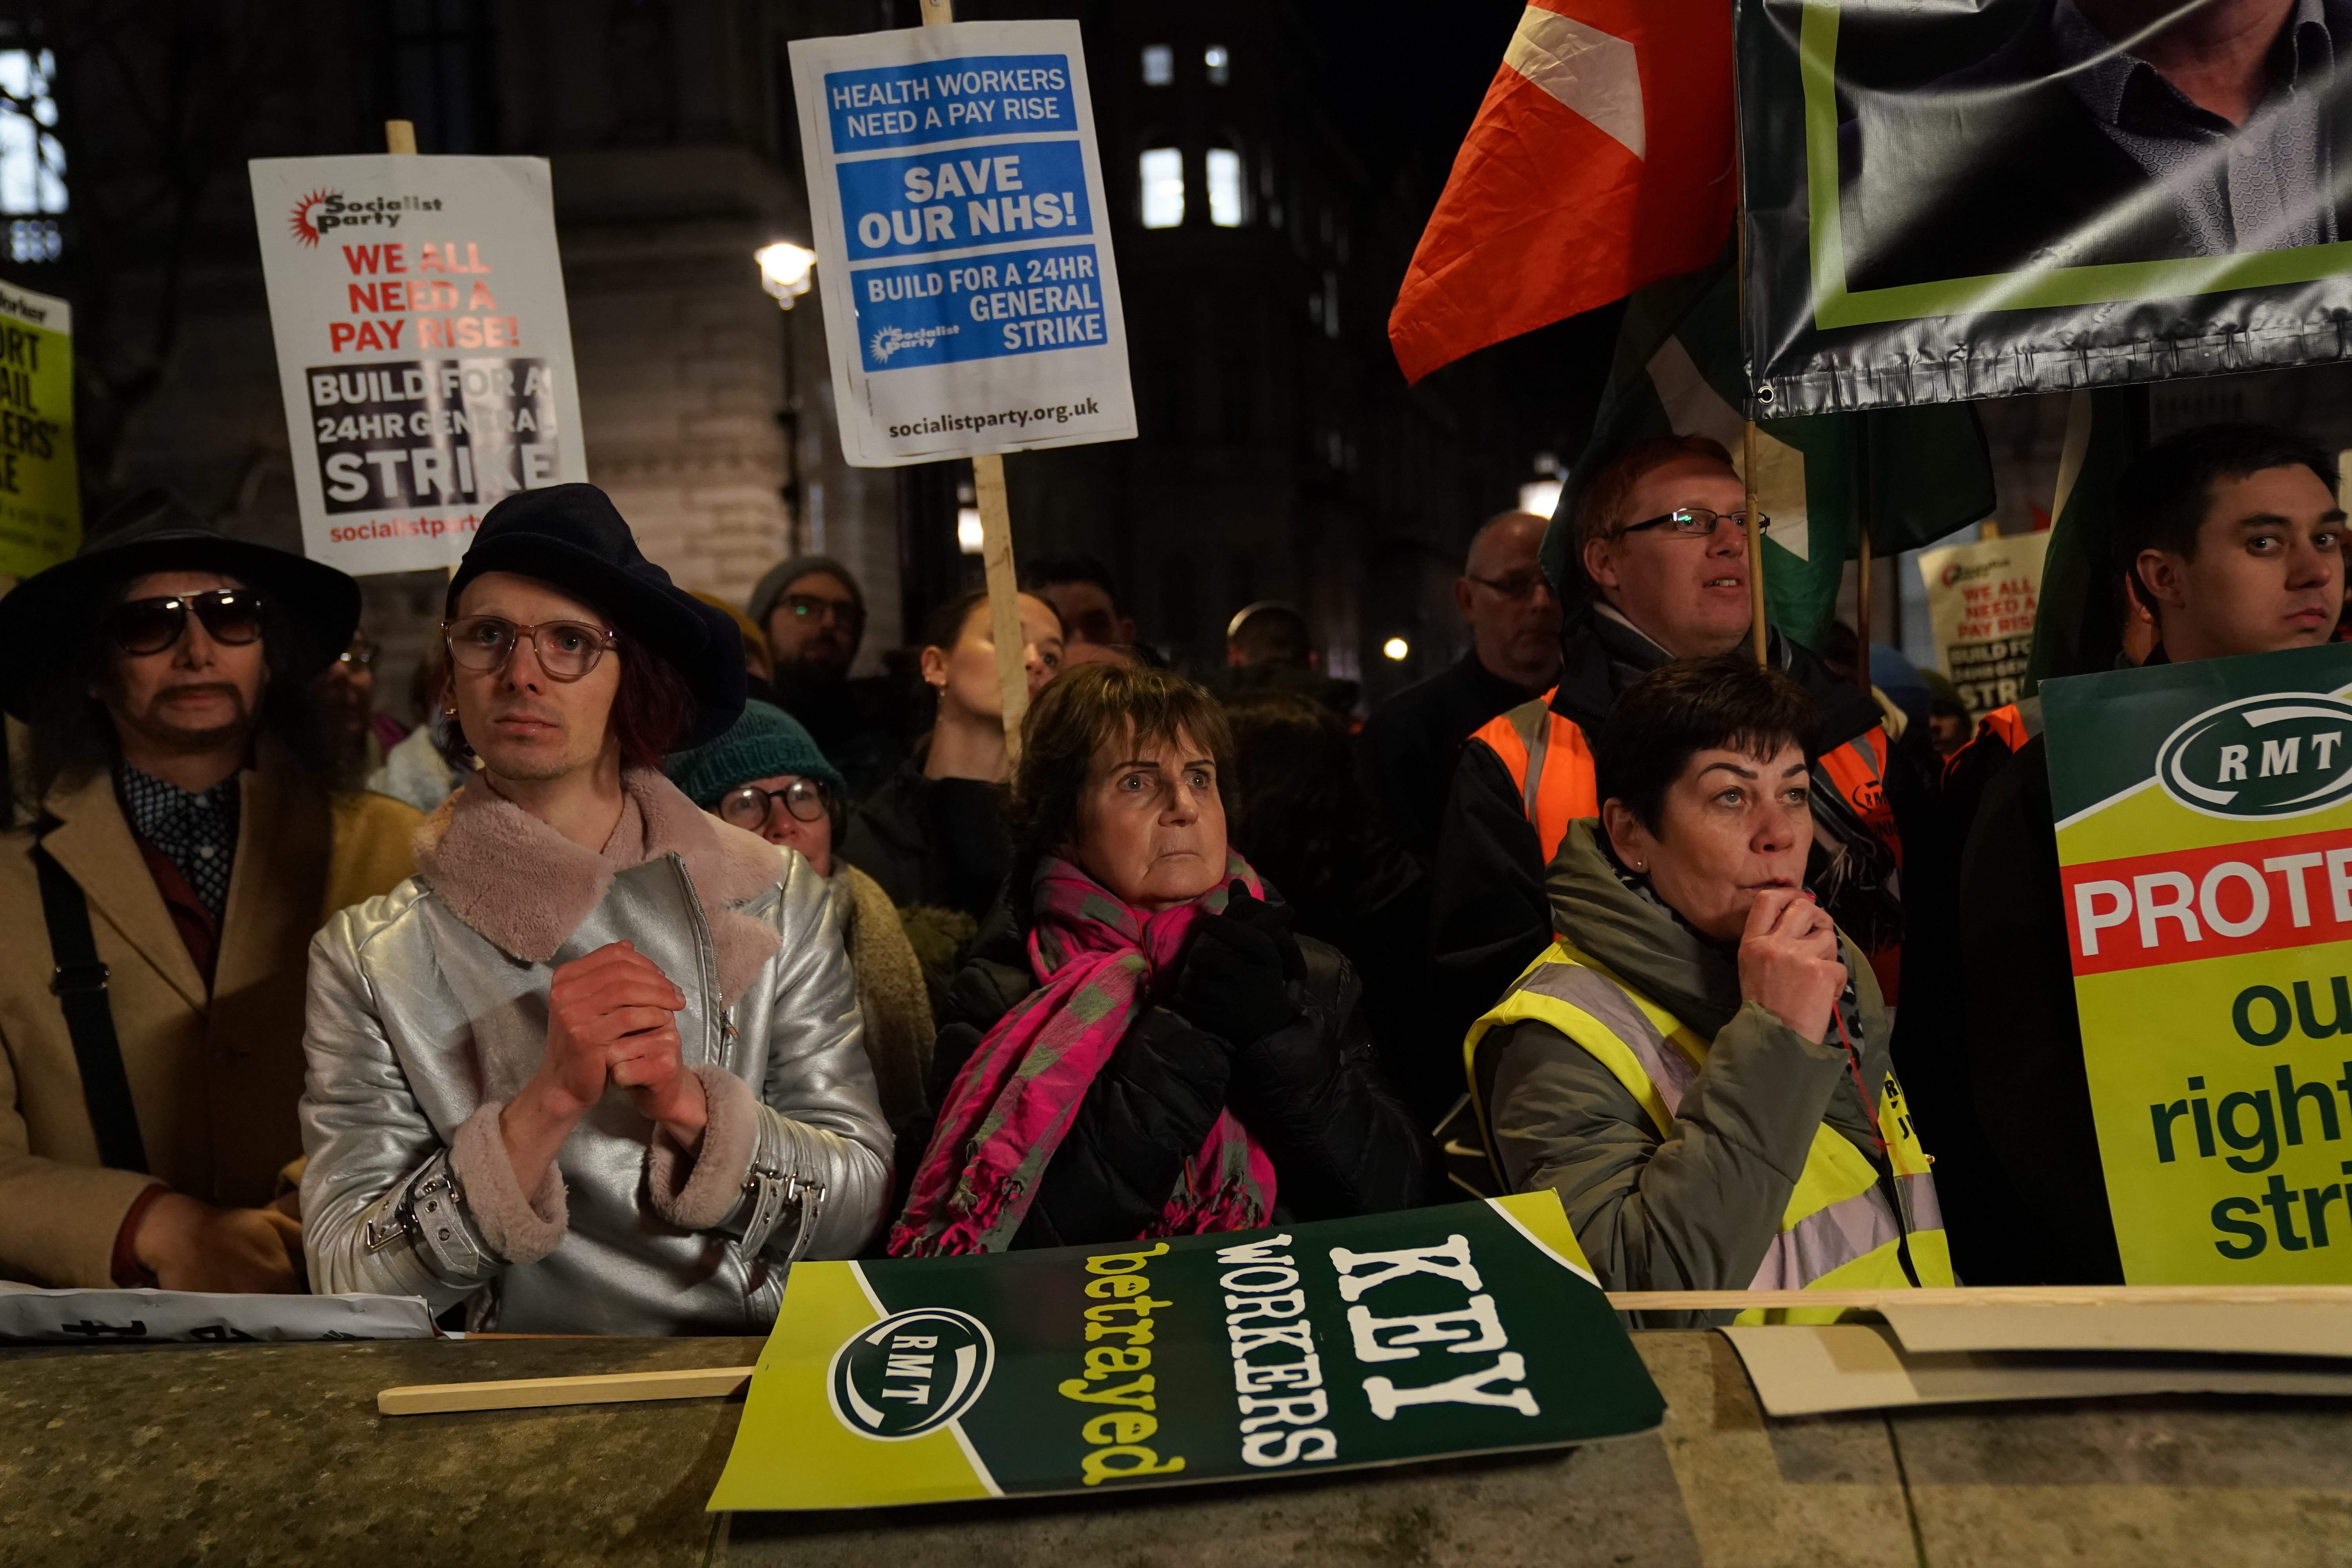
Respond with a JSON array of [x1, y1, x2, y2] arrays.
[[299, 847, 891, 1334], [1483, 821, 1896, 1303]]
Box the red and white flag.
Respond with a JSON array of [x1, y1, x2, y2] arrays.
[[1388, 0, 1735, 385]]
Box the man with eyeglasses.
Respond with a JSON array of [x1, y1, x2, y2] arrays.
[[0, 492, 420, 1292], [1363, 509, 1563, 859], [298, 485, 889, 1332], [1428, 435, 1904, 1059], [746, 554, 903, 800]]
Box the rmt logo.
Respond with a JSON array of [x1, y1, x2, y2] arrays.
[[287, 189, 443, 247]]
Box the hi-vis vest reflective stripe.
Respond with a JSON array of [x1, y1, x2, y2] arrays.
[[1470, 691, 1597, 868], [1464, 940, 1953, 1324]]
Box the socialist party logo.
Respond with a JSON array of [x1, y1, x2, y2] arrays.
[[2156, 692, 2352, 819], [827, 1307, 995, 1439], [287, 189, 444, 247]]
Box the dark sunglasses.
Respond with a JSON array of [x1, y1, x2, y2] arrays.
[[107, 590, 267, 655]]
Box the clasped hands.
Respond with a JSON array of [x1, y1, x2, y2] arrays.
[[1172, 883, 1306, 1048], [501, 941, 706, 1193]]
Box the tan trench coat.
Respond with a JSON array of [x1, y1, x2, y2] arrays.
[[0, 760, 419, 1286]]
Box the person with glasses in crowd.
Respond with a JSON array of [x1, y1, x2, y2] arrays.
[[0, 492, 421, 1293], [300, 485, 890, 1332], [1361, 509, 1563, 860], [666, 701, 936, 1177], [318, 629, 410, 778], [1429, 436, 1904, 1060], [746, 554, 904, 800]]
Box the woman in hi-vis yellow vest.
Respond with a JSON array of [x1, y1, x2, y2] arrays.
[[1466, 656, 1951, 1325]]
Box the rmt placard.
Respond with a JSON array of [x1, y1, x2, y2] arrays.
[[790, 21, 1138, 467], [248, 155, 589, 575]]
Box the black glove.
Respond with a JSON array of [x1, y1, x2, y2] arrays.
[[1173, 884, 1303, 1045]]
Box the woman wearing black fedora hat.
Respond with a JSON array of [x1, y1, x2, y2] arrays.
[[299, 483, 891, 1333], [0, 491, 421, 1293]]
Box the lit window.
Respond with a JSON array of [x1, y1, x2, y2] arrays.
[[1205, 148, 1243, 228], [1140, 148, 1184, 229], [0, 49, 64, 262], [1141, 44, 1172, 85], [1204, 45, 1230, 84]]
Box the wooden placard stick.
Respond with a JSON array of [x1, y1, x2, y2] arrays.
[[1744, 422, 1766, 666], [918, 0, 1029, 762], [375, 1284, 2352, 1414], [386, 119, 417, 156], [378, 1364, 752, 1416], [1854, 528, 1873, 691]]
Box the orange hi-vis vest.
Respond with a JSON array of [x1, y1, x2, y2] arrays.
[[1470, 693, 1599, 868], [1473, 691, 1901, 875]]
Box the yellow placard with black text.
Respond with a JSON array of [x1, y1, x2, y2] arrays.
[[2046, 644, 2352, 1282], [0, 280, 75, 579]]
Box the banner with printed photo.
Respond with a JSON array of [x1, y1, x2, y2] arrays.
[[2044, 642, 2352, 1283], [1737, 0, 2352, 416], [789, 20, 1138, 466], [1918, 528, 2049, 719], [0, 281, 76, 579], [705, 1192, 1662, 1511], [247, 155, 589, 575]]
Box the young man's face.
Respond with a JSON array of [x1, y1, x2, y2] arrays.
[[764, 570, 862, 677], [448, 572, 624, 784], [2138, 465, 2345, 662]]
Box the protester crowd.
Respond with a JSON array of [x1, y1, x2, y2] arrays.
[[0, 420, 2341, 1331]]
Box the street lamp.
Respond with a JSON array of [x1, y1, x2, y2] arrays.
[[755, 241, 817, 309], [1382, 636, 1410, 662]]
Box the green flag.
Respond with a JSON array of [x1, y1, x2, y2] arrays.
[[1545, 261, 1997, 651], [2025, 387, 2151, 692]]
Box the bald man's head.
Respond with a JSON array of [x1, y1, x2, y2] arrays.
[[1455, 509, 1563, 690]]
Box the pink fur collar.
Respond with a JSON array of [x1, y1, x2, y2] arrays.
[[415, 768, 783, 1006]]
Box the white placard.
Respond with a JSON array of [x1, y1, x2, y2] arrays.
[[790, 21, 1138, 467], [247, 155, 590, 575], [1916, 528, 2052, 718], [0, 1285, 435, 1343]]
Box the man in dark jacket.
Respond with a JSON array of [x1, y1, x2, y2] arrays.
[[1960, 423, 2345, 1283], [746, 555, 904, 799], [1430, 436, 1903, 1053], [1362, 510, 1561, 860]]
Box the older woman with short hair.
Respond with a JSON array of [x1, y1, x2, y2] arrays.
[[891, 662, 1428, 1254], [1468, 655, 1950, 1317]]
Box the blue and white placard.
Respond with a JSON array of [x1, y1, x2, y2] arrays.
[[789, 21, 1137, 466]]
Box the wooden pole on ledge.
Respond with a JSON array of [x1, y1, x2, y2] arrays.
[[918, 0, 1029, 764]]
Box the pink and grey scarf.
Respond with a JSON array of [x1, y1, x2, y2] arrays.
[[889, 852, 1278, 1256]]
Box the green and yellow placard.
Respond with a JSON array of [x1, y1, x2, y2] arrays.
[[2045, 643, 2352, 1283], [707, 1192, 1663, 1511], [0, 280, 76, 579]]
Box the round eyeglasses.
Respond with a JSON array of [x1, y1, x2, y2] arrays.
[[717, 779, 829, 830], [108, 589, 266, 655], [1615, 507, 1771, 541], [442, 616, 618, 682]]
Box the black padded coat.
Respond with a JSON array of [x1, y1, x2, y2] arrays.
[[912, 895, 1434, 1247]]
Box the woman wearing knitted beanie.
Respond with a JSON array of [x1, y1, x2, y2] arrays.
[[667, 702, 936, 1159]]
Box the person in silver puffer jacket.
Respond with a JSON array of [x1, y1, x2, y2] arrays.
[[299, 484, 891, 1334]]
